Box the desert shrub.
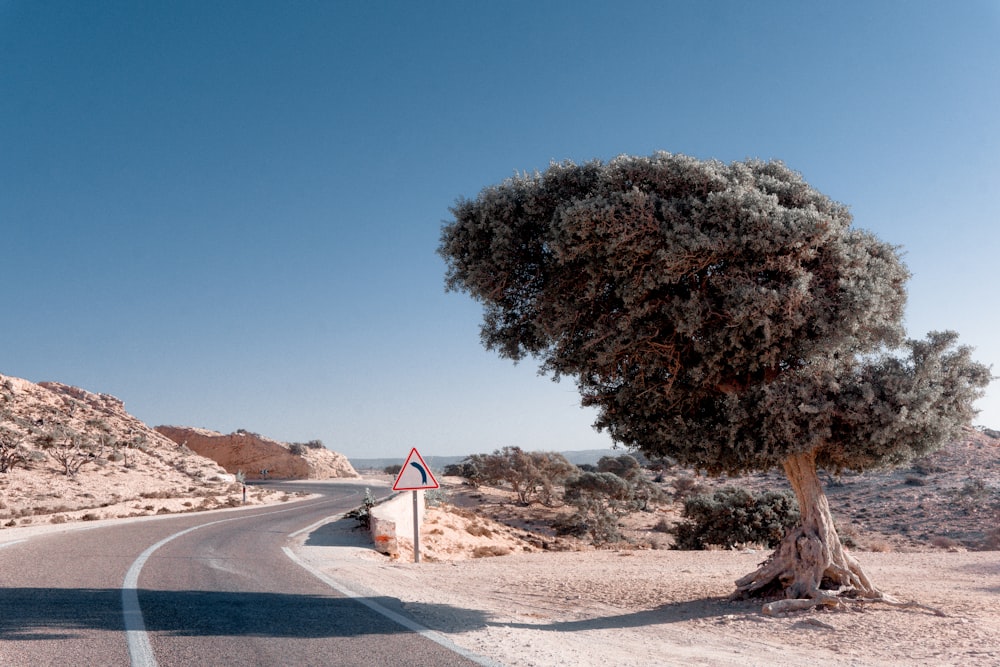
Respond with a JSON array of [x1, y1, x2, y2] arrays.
[[475, 447, 577, 506], [0, 427, 28, 473], [671, 476, 708, 501], [346, 488, 377, 530], [424, 488, 447, 507], [950, 477, 999, 515], [671, 486, 799, 550], [288, 443, 305, 456], [651, 517, 672, 533], [596, 454, 642, 480], [472, 545, 510, 558], [983, 512, 1000, 550], [465, 523, 493, 537], [904, 475, 927, 486], [558, 471, 667, 545], [930, 535, 961, 549], [383, 464, 402, 476]]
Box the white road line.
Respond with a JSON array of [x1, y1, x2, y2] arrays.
[[282, 546, 503, 667], [120, 499, 341, 667]]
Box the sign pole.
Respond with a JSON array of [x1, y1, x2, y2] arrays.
[[391, 447, 438, 565], [412, 490, 420, 563]]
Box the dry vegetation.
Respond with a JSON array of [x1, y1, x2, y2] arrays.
[[0, 374, 304, 528], [386, 428, 1000, 563]]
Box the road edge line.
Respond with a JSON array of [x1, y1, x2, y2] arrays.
[[281, 545, 503, 667]]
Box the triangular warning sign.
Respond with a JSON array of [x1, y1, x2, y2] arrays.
[[392, 447, 440, 491]]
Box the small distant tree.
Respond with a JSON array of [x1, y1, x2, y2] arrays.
[[382, 463, 403, 476], [440, 152, 992, 607], [475, 446, 577, 505], [442, 455, 487, 485], [40, 427, 91, 477], [0, 426, 28, 473]]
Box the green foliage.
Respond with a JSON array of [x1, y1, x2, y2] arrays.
[[442, 458, 483, 483], [440, 152, 991, 477], [558, 470, 667, 545], [460, 446, 577, 505], [671, 487, 800, 550]]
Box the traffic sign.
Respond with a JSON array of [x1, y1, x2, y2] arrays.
[[392, 447, 439, 491]]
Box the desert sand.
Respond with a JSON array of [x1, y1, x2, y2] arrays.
[[292, 492, 1000, 667]]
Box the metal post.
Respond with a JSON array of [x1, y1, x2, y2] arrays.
[[412, 490, 420, 563]]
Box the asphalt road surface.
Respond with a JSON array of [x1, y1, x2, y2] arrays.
[[0, 482, 486, 666]]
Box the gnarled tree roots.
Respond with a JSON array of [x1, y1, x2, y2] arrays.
[[731, 450, 946, 618]]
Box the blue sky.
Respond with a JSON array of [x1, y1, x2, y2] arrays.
[[2, 1, 998, 460]]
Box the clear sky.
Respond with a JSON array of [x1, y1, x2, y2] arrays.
[[2, 1, 998, 460]]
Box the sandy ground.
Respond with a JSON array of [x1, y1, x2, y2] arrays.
[[290, 484, 1000, 667], [2, 479, 997, 666]]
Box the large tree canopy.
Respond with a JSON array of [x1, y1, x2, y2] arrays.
[[440, 152, 991, 606]]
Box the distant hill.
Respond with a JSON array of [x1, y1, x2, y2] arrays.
[[349, 448, 622, 472]]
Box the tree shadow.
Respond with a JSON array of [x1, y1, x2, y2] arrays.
[[0, 588, 491, 640], [498, 596, 757, 633]]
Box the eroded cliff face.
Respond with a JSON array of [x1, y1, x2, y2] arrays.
[[154, 426, 358, 480], [0, 373, 241, 524]]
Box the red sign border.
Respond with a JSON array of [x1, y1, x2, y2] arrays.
[[392, 447, 440, 491]]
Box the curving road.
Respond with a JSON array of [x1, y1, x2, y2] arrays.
[[0, 482, 484, 666]]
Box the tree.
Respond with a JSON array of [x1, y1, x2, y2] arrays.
[[474, 446, 577, 505], [0, 426, 28, 473], [439, 152, 992, 608]]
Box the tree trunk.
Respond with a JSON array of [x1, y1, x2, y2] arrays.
[[733, 449, 882, 605]]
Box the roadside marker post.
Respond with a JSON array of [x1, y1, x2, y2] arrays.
[[392, 447, 439, 563]]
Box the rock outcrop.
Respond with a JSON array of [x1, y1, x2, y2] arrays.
[[154, 426, 358, 480], [0, 373, 240, 525]]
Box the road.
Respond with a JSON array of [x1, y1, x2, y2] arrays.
[[0, 482, 485, 666]]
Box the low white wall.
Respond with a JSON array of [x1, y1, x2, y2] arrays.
[[370, 490, 424, 555]]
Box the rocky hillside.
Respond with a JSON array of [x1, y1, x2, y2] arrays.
[[154, 426, 358, 480], [0, 374, 259, 526]]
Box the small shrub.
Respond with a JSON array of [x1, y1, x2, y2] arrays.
[[346, 488, 377, 530], [671, 486, 799, 550], [651, 517, 672, 533], [867, 540, 893, 553], [289, 443, 305, 456], [904, 475, 927, 486], [930, 535, 961, 549], [472, 545, 511, 558], [466, 523, 493, 537], [983, 518, 1000, 550], [672, 476, 707, 501], [383, 464, 402, 476], [424, 488, 447, 507], [81, 513, 99, 521], [50, 515, 67, 524]]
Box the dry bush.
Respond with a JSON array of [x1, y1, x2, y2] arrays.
[[466, 523, 494, 537], [930, 535, 961, 549], [671, 476, 707, 501], [472, 545, 511, 558]]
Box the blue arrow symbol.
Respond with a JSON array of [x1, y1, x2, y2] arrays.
[[410, 461, 428, 485]]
